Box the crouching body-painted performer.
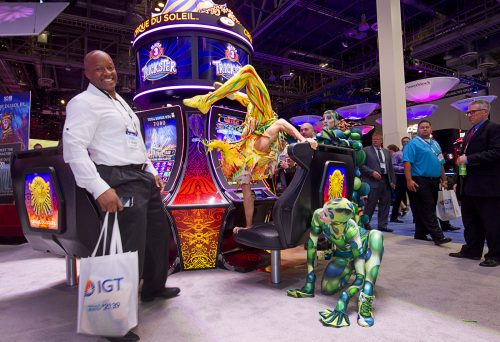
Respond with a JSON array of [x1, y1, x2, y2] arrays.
[[287, 198, 384, 328], [183, 65, 317, 232]]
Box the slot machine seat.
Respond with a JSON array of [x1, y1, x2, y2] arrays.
[[11, 147, 102, 285], [233, 142, 314, 283]]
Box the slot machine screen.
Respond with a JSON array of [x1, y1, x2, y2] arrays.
[[320, 161, 348, 206], [211, 107, 245, 187], [143, 112, 178, 188], [23, 167, 64, 233]]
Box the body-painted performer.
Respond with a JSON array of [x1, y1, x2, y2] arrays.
[[288, 197, 384, 328], [183, 65, 317, 232]]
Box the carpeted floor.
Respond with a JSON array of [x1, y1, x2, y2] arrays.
[[1, 230, 499, 342]]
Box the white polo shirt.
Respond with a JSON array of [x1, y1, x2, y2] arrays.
[[63, 83, 156, 199]]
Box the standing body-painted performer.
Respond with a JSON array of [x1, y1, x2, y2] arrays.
[[288, 197, 384, 328], [183, 65, 317, 232]]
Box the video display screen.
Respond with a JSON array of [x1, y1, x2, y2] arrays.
[[215, 113, 244, 142], [214, 111, 245, 186], [198, 37, 250, 81], [143, 112, 178, 186], [136, 37, 192, 90], [24, 172, 60, 231], [321, 162, 347, 206]]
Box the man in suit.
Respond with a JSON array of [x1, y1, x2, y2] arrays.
[[360, 132, 396, 232], [449, 99, 500, 267]]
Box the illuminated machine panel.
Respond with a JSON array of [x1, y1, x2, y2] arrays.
[[137, 106, 186, 198], [319, 161, 348, 206], [198, 37, 250, 82], [207, 106, 276, 203], [23, 167, 64, 233], [132, 8, 253, 108], [311, 145, 355, 210]]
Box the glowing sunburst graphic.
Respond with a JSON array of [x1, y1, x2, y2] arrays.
[[328, 170, 344, 201], [28, 176, 53, 217]]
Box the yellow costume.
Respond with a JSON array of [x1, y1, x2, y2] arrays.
[[183, 65, 280, 184]]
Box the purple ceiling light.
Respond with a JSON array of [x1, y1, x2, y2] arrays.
[[289, 115, 322, 126], [405, 77, 459, 103], [406, 104, 439, 120], [336, 103, 380, 120], [450, 95, 497, 112], [375, 117, 382, 125], [355, 125, 375, 135]]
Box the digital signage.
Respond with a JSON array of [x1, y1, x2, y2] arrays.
[[136, 37, 192, 89], [320, 161, 348, 206], [198, 37, 249, 81], [143, 112, 178, 187], [213, 110, 245, 186], [24, 168, 63, 232]]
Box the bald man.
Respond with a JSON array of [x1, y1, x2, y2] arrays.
[[300, 122, 316, 139], [63, 50, 179, 341]]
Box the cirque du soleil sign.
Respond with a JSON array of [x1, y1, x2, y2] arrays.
[[134, 12, 199, 38]]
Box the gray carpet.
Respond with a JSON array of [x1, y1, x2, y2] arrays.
[[1, 233, 499, 342]]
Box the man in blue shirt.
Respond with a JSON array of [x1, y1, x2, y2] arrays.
[[403, 120, 452, 245]]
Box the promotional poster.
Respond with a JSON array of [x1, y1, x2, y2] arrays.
[[0, 92, 30, 202]]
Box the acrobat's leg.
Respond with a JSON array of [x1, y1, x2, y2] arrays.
[[357, 229, 384, 327], [254, 119, 318, 154], [234, 184, 254, 233], [183, 65, 272, 115]]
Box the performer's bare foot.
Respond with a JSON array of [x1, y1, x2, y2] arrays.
[[182, 94, 211, 114], [233, 226, 251, 234]]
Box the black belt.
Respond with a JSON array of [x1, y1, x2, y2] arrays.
[[98, 163, 147, 171], [414, 176, 439, 180]]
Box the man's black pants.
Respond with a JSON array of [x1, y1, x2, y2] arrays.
[[460, 195, 500, 260], [407, 176, 445, 240], [96, 165, 169, 296]]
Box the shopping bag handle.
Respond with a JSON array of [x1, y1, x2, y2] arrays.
[[110, 213, 123, 255], [91, 212, 124, 256]]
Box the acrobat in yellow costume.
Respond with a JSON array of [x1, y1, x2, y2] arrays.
[[183, 65, 280, 184]]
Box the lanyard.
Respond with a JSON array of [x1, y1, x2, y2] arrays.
[[416, 136, 441, 158], [95, 84, 139, 133]]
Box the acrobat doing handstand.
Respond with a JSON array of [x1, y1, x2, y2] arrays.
[[183, 65, 317, 232]]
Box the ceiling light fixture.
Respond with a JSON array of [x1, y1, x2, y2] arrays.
[[342, 41, 348, 48], [154, 7, 161, 12], [319, 62, 328, 68], [157, 2, 165, 7], [358, 14, 370, 32]]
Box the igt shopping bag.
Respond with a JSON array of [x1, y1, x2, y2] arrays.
[[436, 189, 461, 221], [77, 212, 138, 337]]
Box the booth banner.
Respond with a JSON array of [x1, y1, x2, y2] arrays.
[[0, 92, 31, 201]]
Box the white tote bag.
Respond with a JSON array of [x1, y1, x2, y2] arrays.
[[77, 212, 138, 337], [436, 189, 461, 221]]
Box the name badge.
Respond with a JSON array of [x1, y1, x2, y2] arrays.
[[437, 153, 444, 162], [125, 129, 140, 149]]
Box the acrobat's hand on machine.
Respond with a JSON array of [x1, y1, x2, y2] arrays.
[[304, 138, 318, 150]]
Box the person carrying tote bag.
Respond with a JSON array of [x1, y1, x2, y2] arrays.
[[77, 212, 138, 337], [436, 189, 461, 221]]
